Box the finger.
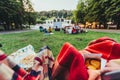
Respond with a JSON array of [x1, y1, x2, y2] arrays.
[[101, 67, 119, 73], [87, 54, 102, 59], [88, 70, 100, 80], [96, 75, 101, 80]]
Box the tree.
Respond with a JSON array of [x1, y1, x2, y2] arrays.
[[104, 0, 120, 28], [75, 0, 120, 29], [0, 0, 23, 30], [73, 1, 86, 24], [0, 0, 35, 30], [37, 10, 73, 23], [84, 0, 105, 22]]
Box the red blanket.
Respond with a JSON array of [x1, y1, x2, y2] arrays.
[[52, 36, 120, 80], [85, 36, 120, 60], [52, 42, 88, 80]]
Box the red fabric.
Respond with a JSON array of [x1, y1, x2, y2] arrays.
[[13, 65, 40, 80], [88, 36, 116, 46], [14, 73, 23, 80], [16, 67, 27, 77], [16, 76, 23, 80], [52, 42, 88, 80], [110, 43, 120, 59], [72, 29, 76, 33], [15, 68, 40, 80], [85, 36, 120, 60], [24, 74, 39, 80], [34, 57, 43, 65], [0, 54, 7, 61]]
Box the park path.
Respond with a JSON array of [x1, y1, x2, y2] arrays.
[[0, 29, 34, 34], [0, 25, 39, 34], [0, 28, 120, 34], [87, 29, 120, 34]]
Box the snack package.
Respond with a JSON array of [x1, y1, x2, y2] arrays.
[[85, 57, 107, 70], [85, 58, 101, 70], [101, 58, 107, 69]]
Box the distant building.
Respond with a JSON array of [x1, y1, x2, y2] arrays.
[[45, 17, 71, 28]]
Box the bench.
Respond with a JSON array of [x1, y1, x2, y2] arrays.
[[107, 25, 117, 29]]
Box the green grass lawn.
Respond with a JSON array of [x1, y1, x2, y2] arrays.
[[0, 30, 120, 58]]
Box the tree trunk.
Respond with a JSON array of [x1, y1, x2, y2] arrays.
[[6, 21, 10, 30]]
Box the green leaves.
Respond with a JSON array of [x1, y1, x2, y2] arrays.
[[0, 0, 36, 30], [73, 1, 86, 23], [74, 0, 120, 28]]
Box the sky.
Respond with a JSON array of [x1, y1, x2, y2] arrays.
[[30, 0, 78, 12]]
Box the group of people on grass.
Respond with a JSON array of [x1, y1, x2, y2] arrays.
[[1, 36, 120, 80], [39, 24, 87, 35], [63, 24, 86, 34], [39, 26, 52, 33]]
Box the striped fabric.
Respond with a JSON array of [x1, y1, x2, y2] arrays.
[[0, 45, 54, 80], [36, 46, 54, 80]]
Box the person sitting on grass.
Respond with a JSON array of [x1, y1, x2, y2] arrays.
[[72, 27, 77, 34], [48, 27, 52, 33], [44, 28, 48, 33]]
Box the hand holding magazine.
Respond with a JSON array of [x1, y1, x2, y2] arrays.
[[101, 59, 120, 80]]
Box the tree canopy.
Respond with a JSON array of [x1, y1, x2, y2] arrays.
[[74, 0, 120, 28], [0, 0, 36, 30], [36, 10, 73, 24]]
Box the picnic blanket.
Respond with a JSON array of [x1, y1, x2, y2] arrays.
[[10, 45, 54, 80], [36, 46, 54, 80]]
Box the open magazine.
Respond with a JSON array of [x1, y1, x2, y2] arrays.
[[9, 44, 36, 70]]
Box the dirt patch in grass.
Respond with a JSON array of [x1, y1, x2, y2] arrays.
[[19, 38, 28, 42], [76, 38, 82, 41], [40, 38, 48, 41]]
